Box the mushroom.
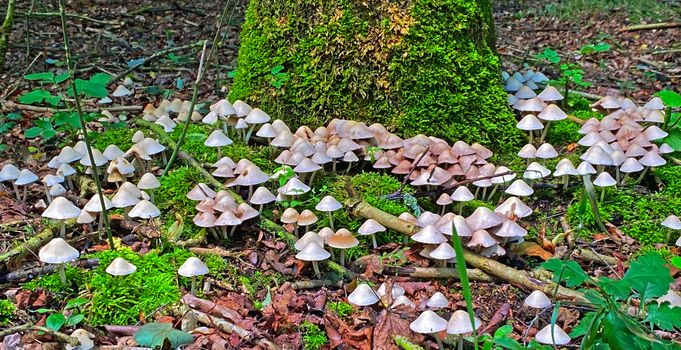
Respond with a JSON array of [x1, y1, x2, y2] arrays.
[[327, 228, 359, 267], [446, 310, 482, 350], [42, 197, 81, 237], [619, 158, 643, 185], [281, 207, 300, 236], [537, 104, 567, 142], [593, 172, 616, 202], [661, 215, 681, 244], [178, 257, 209, 295], [106, 257, 137, 276], [535, 324, 571, 346], [347, 283, 379, 307], [535, 143, 558, 164], [112, 85, 132, 104], [39, 238, 79, 285], [14, 169, 38, 202], [429, 242, 456, 268], [391, 295, 416, 309], [137, 173, 160, 202], [77, 209, 97, 233], [450, 186, 474, 214], [524, 290, 552, 328], [295, 241, 330, 278], [294, 231, 324, 251], [636, 150, 666, 182], [358, 219, 386, 249], [505, 179, 533, 197], [297, 209, 318, 233], [57, 163, 77, 189], [278, 177, 311, 197], [244, 108, 271, 142], [49, 184, 67, 200], [111, 184, 140, 219], [128, 200, 161, 220], [249, 186, 276, 213], [553, 158, 578, 189], [411, 225, 447, 245], [293, 158, 322, 186], [410, 310, 448, 350], [84, 194, 114, 232], [435, 193, 453, 215], [42, 174, 64, 203], [204, 130, 233, 159], [426, 292, 449, 309], [315, 195, 342, 229]]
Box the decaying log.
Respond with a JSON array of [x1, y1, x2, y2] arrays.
[[346, 199, 587, 301], [382, 266, 496, 282], [189, 246, 239, 259], [0, 258, 99, 282], [175, 298, 279, 350], [0, 226, 53, 271]]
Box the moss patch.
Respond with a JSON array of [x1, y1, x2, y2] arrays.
[[230, 0, 520, 150], [90, 127, 136, 151]]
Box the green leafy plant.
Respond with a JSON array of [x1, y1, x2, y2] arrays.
[[269, 65, 289, 89], [541, 253, 681, 348], [327, 300, 354, 318], [0, 113, 22, 151], [535, 48, 592, 106], [300, 321, 328, 350], [579, 42, 611, 55], [655, 89, 681, 151], [479, 325, 550, 349], [36, 297, 87, 332], [0, 299, 16, 325], [134, 322, 194, 349]]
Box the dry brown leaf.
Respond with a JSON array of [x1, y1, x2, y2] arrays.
[[512, 242, 553, 261], [373, 310, 415, 350]]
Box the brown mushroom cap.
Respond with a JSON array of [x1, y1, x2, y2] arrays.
[[327, 228, 359, 249]]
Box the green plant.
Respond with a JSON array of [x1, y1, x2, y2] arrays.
[[0, 299, 16, 325], [269, 65, 289, 89], [655, 89, 681, 151], [579, 42, 611, 55], [542, 253, 681, 348], [327, 300, 354, 318], [36, 297, 87, 332], [300, 321, 328, 350], [479, 325, 550, 349], [134, 322, 193, 349], [535, 48, 592, 107]]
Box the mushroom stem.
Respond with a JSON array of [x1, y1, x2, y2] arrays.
[[434, 335, 444, 350], [58, 263, 67, 285], [312, 261, 321, 279], [124, 207, 131, 220], [248, 185, 253, 201], [474, 186, 480, 200], [217, 146, 222, 159], [481, 187, 487, 200], [22, 186, 28, 203], [162, 150, 168, 165], [620, 173, 629, 185], [12, 183, 20, 200], [327, 212, 334, 230], [66, 176, 74, 190], [371, 234, 377, 249], [60, 221, 66, 238], [308, 171, 317, 186], [600, 187, 605, 203], [666, 228, 673, 244], [458, 203, 463, 215], [457, 335, 464, 350], [191, 276, 197, 296], [229, 225, 237, 236], [222, 120, 229, 134], [245, 125, 256, 143], [332, 159, 337, 173], [635, 167, 650, 183], [615, 168, 621, 185], [44, 184, 52, 204], [258, 204, 264, 213], [346, 162, 352, 174], [562, 175, 568, 190], [294, 225, 299, 238], [528, 130, 533, 144], [539, 121, 552, 143], [339, 250, 346, 267], [488, 184, 499, 201]]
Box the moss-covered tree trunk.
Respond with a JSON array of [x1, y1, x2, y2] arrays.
[[0, 0, 16, 73], [230, 0, 520, 149]]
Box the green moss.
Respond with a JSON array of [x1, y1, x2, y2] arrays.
[[230, 0, 520, 150], [300, 321, 328, 350], [327, 300, 354, 318], [657, 165, 681, 196], [23, 265, 86, 295], [0, 299, 16, 325], [90, 127, 136, 151], [86, 247, 191, 325], [155, 166, 203, 238]]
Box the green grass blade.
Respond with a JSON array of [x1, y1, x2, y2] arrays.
[[451, 222, 479, 350]]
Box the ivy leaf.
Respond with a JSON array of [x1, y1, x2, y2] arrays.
[[24, 127, 43, 138], [66, 314, 85, 326], [19, 89, 51, 104], [541, 259, 590, 287], [134, 322, 194, 349], [655, 89, 681, 108], [664, 129, 681, 151], [46, 314, 66, 331], [645, 303, 681, 331], [623, 253, 672, 302]]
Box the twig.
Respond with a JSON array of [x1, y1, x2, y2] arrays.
[[0, 323, 79, 346], [620, 22, 681, 32], [1, 52, 42, 99], [16, 11, 120, 25], [397, 147, 430, 194], [107, 41, 205, 87], [0, 258, 99, 283], [290, 279, 343, 290], [0, 226, 53, 267]]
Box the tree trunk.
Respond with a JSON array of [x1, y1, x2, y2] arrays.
[[0, 0, 17, 73]]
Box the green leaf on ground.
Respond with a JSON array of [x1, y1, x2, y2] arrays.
[[134, 322, 193, 349], [541, 259, 590, 287], [645, 303, 681, 331], [623, 253, 672, 302]]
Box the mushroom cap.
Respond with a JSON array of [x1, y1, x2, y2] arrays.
[[429, 242, 456, 260], [278, 177, 311, 196], [295, 232, 324, 251], [576, 161, 597, 175], [106, 257, 137, 276], [514, 85, 537, 99], [205, 130, 233, 147], [553, 159, 578, 177], [593, 172, 617, 187], [112, 85, 132, 97], [391, 295, 416, 309], [256, 123, 277, 138], [245, 108, 271, 124], [410, 310, 448, 334], [281, 207, 300, 224], [537, 85, 564, 102], [657, 290, 681, 308], [451, 186, 474, 202], [187, 183, 217, 201], [446, 310, 482, 335], [42, 197, 81, 220], [178, 257, 209, 277], [295, 240, 330, 261], [538, 104, 567, 121], [535, 324, 571, 345], [214, 210, 242, 226], [494, 219, 528, 238], [358, 219, 386, 235], [495, 197, 533, 219], [619, 158, 644, 173], [504, 76, 523, 92], [639, 150, 666, 167], [505, 179, 534, 197], [14, 169, 39, 186], [347, 283, 380, 306], [232, 100, 253, 117], [138, 173, 160, 190], [79, 149, 109, 167], [250, 187, 276, 205], [524, 290, 552, 309], [468, 229, 498, 248], [643, 126, 668, 141], [193, 212, 217, 227], [42, 174, 65, 187], [209, 99, 236, 117], [467, 207, 503, 231], [412, 225, 447, 244], [661, 215, 681, 230], [294, 158, 322, 173], [235, 118, 249, 130], [318, 227, 335, 242], [426, 292, 450, 309], [111, 187, 140, 208], [516, 114, 544, 131], [518, 144, 537, 159], [213, 156, 236, 168], [328, 228, 359, 249], [39, 238, 79, 264], [77, 210, 97, 224], [436, 193, 453, 206], [453, 215, 474, 237], [416, 212, 441, 227], [298, 209, 318, 226], [49, 184, 67, 197], [643, 97, 664, 110], [128, 200, 160, 219], [376, 282, 405, 299], [233, 165, 270, 186], [580, 146, 613, 166], [57, 147, 83, 164], [535, 143, 558, 159], [103, 145, 125, 161], [524, 162, 550, 180]]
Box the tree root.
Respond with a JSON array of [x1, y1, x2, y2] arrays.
[[346, 199, 588, 301]]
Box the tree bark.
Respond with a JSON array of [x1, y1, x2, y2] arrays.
[[0, 0, 16, 73]]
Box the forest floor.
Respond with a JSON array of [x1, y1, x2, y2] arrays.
[[0, 1, 680, 350]]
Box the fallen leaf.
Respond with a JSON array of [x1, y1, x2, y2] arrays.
[[324, 317, 344, 349], [511, 242, 553, 261], [373, 310, 416, 350]]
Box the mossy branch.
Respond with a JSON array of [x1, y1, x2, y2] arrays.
[[346, 199, 588, 301], [0, 0, 16, 73], [0, 225, 53, 267]]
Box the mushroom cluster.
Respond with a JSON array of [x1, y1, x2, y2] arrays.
[[187, 183, 260, 239], [141, 98, 203, 131], [1, 164, 38, 203]]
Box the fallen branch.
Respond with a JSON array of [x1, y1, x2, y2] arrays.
[[182, 294, 242, 323], [0, 258, 99, 282], [380, 266, 496, 282], [174, 301, 279, 350], [16, 11, 119, 25], [291, 279, 343, 290], [107, 41, 205, 86], [572, 248, 618, 266], [620, 22, 681, 32], [346, 199, 587, 301], [0, 226, 53, 270], [568, 89, 602, 100], [0, 323, 79, 346], [189, 246, 240, 258], [2, 101, 143, 113]]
